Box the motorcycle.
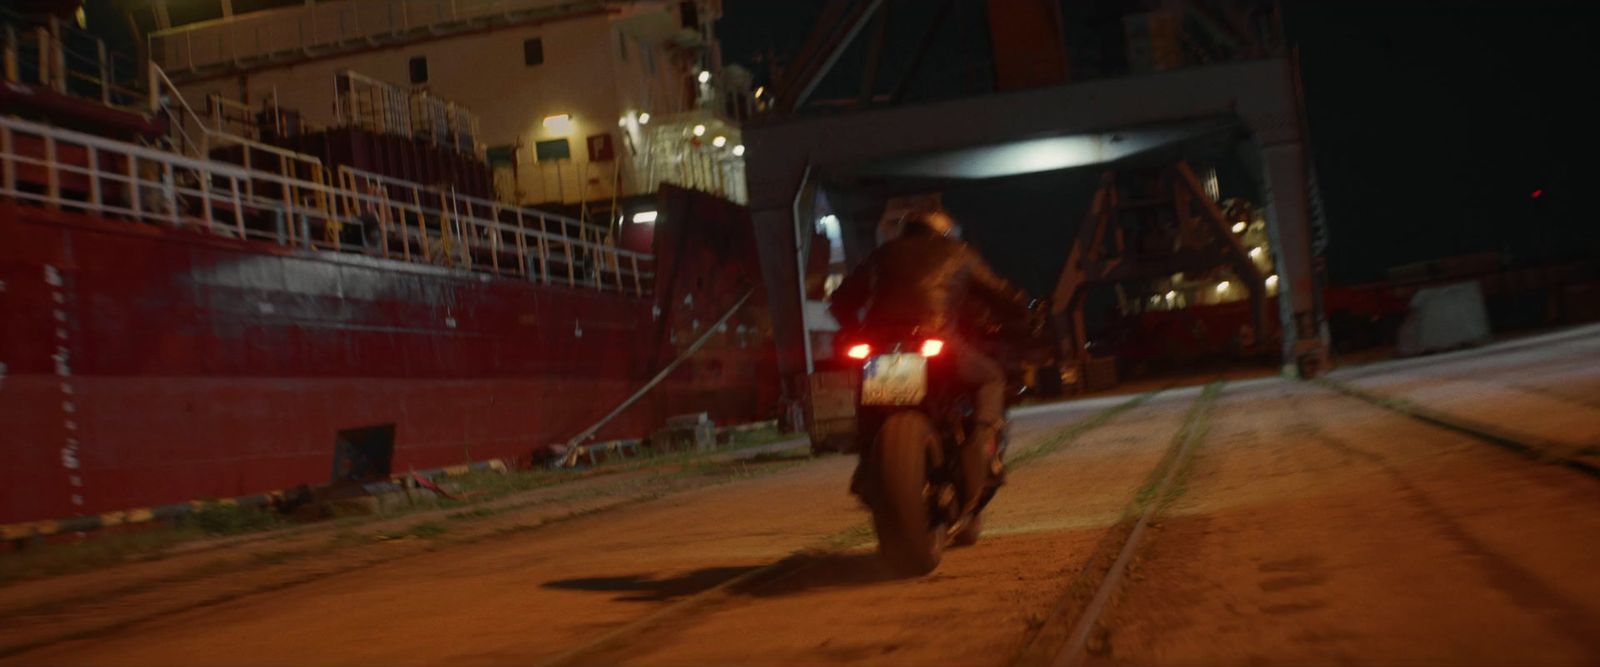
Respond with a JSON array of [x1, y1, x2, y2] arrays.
[[841, 308, 1044, 575]]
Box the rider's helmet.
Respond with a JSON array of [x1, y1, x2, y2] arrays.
[[880, 205, 961, 244]]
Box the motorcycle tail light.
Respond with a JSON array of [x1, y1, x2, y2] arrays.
[[846, 343, 872, 360], [920, 339, 945, 357]]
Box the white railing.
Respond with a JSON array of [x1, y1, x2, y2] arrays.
[[149, 0, 600, 74], [335, 167, 651, 291], [636, 109, 746, 204], [3, 13, 143, 110], [0, 115, 654, 295], [334, 69, 481, 155]]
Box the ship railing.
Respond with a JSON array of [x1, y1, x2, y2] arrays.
[[0, 114, 655, 296], [146, 62, 348, 251], [1, 113, 337, 249], [334, 167, 654, 294], [2, 11, 144, 110], [205, 93, 265, 140], [148, 63, 325, 173], [635, 109, 747, 205], [333, 69, 482, 156]]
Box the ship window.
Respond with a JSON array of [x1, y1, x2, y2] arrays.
[[486, 145, 517, 167], [534, 138, 571, 162], [524, 38, 545, 66], [408, 56, 428, 84]]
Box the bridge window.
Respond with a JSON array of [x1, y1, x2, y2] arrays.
[[535, 138, 571, 162]]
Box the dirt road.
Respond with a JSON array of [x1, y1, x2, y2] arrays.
[[4, 327, 1599, 666]]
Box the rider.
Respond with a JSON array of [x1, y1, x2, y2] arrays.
[[828, 205, 1034, 522]]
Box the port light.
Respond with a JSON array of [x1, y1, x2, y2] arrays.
[[732, 144, 745, 156], [1216, 281, 1231, 293], [846, 343, 872, 360], [632, 210, 658, 224], [692, 124, 706, 137], [1266, 274, 1279, 289], [920, 339, 944, 358], [543, 114, 573, 134], [697, 70, 712, 84], [1231, 221, 1246, 234], [712, 136, 727, 148], [638, 112, 651, 124]]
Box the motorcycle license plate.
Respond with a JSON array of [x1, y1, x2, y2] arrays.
[[861, 353, 928, 406]]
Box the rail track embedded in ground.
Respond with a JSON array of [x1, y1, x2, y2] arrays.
[[1010, 382, 1223, 667], [1012, 373, 1595, 667], [1315, 378, 1600, 478]]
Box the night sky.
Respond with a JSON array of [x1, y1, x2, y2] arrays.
[[719, 1, 1600, 286]]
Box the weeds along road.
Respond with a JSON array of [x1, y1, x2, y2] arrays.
[[4, 326, 1599, 667]]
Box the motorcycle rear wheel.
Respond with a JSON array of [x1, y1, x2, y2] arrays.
[[871, 411, 946, 576]]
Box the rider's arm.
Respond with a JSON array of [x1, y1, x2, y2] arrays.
[[963, 246, 1031, 316], [828, 251, 875, 331]]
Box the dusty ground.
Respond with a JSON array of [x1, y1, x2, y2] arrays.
[[3, 327, 1598, 667], [1331, 324, 1600, 447], [1095, 381, 1600, 666]]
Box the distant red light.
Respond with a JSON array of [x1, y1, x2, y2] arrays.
[[1531, 189, 1543, 199], [846, 343, 872, 360], [920, 339, 944, 357]]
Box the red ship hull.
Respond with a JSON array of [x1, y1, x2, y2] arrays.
[[0, 188, 778, 524]]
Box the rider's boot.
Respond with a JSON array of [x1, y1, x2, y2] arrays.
[[949, 420, 1003, 536]]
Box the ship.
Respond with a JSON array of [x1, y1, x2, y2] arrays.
[[1, 0, 778, 528]]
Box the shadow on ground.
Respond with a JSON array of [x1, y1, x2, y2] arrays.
[[737, 552, 904, 596], [542, 566, 758, 602], [543, 550, 920, 603]]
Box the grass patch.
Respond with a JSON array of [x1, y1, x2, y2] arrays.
[[1128, 382, 1221, 515], [0, 502, 284, 585], [742, 450, 811, 464], [450, 468, 568, 498], [676, 453, 809, 480], [0, 526, 204, 585], [0, 429, 808, 587], [722, 426, 798, 450], [443, 506, 499, 521], [373, 520, 450, 542], [186, 502, 282, 536], [407, 521, 449, 539], [1007, 389, 1162, 471]]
